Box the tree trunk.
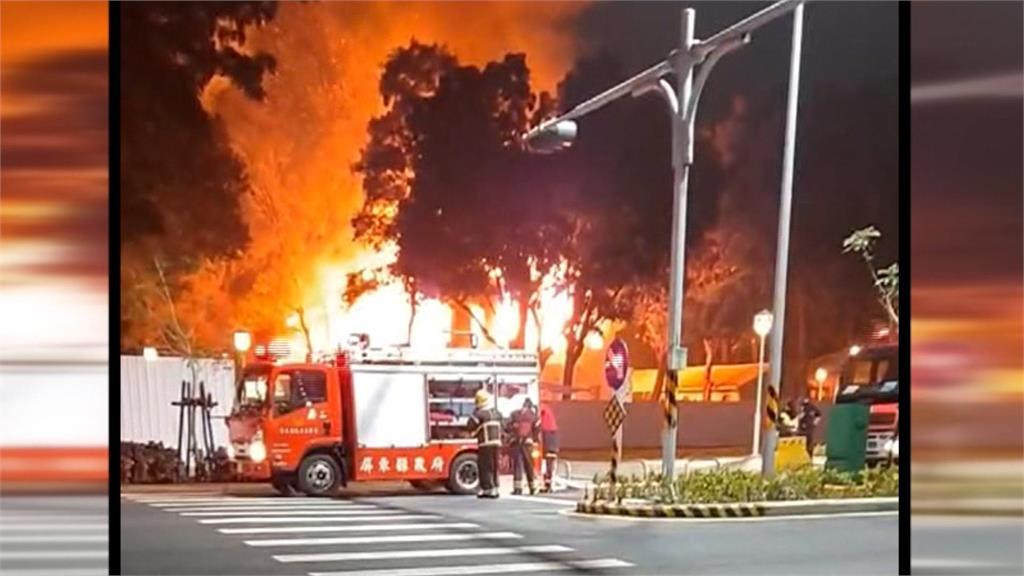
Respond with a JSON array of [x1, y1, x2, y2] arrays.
[[511, 296, 529, 350], [296, 307, 313, 363], [702, 337, 714, 402], [406, 294, 418, 346], [561, 343, 581, 401], [652, 354, 667, 403]]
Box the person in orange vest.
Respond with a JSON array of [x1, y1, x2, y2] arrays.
[[507, 398, 539, 495], [539, 403, 559, 493]]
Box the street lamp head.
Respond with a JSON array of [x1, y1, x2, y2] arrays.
[[753, 309, 774, 337], [233, 330, 252, 353], [814, 367, 827, 385], [523, 119, 578, 154]]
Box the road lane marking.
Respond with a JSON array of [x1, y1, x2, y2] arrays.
[[199, 514, 439, 525], [153, 500, 362, 508], [157, 500, 362, 508], [0, 535, 108, 543], [308, 558, 634, 576], [0, 550, 108, 560], [274, 544, 573, 563], [245, 531, 523, 547], [132, 494, 339, 502], [911, 558, 1005, 569], [0, 565, 108, 569], [180, 507, 382, 516], [0, 524, 107, 532], [219, 522, 479, 535], [504, 495, 578, 507], [0, 515, 107, 522]]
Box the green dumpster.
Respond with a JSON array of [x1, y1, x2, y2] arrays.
[[824, 403, 869, 473]]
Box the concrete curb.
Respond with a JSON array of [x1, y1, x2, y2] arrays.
[[576, 497, 898, 518]]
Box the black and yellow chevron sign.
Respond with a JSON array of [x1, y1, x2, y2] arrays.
[[764, 385, 779, 429], [604, 396, 626, 434]]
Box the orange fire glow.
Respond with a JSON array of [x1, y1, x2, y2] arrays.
[[180, 2, 589, 359]]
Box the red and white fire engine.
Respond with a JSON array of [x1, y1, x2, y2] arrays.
[[226, 342, 541, 496]]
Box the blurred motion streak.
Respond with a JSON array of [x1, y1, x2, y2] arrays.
[[910, 2, 1023, 573], [911, 72, 1024, 103], [0, 1, 109, 492]]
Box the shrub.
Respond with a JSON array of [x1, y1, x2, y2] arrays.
[[586, 465, 898, 504]]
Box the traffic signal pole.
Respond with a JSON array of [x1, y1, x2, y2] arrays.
[[523, 0, 808, 480]]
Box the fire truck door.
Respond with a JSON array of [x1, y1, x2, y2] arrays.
[[265, 368, 334, 463]]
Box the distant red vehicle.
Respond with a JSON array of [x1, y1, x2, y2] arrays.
[[836, 344, 899, 465]]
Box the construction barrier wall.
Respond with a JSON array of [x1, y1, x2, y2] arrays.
[[548, 401, 834, 452], [120, 356, 236, 451]]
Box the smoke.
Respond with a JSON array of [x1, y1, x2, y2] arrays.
[[180, 2, 586, 347]]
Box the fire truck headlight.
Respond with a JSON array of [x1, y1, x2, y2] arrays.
[[249, 440, 267, 463], [226, 444, 235, 460], [532, 448, 541, 461], [884, 438, 898, 458]]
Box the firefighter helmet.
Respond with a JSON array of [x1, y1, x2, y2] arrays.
[[475, 389, 491, 408]]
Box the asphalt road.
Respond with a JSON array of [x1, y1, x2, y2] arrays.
[[121, 486, 899, 575], [0, 495, 109, 575], [911, 515, 1024, 575]]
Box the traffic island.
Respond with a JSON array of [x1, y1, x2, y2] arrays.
[[576, 497, 897, 518], [575, 465, 899, 519]]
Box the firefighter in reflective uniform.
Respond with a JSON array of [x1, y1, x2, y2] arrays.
[[507, 398, 539, 495], [468, 389, 502, 499]]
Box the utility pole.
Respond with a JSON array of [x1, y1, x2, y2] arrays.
[[523, 0, 808, 480], [762, 2, 806, 477]]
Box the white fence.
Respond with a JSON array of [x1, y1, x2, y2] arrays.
[[120, 356, 235, 451]]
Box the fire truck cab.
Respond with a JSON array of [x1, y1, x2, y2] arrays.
[[226, 345, 541, 496]]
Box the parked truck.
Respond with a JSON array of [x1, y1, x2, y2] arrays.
[[834, 343, 899, 466], [226, 343, 541, 496]]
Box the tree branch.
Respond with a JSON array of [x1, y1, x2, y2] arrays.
[[453, 298, 500, 347]]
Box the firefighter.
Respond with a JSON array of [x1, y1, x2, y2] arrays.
[[468, 389, 502, 499], [797, 397, 822, 458], [507, 398, 539, 495], [539, 403, 559, 493]]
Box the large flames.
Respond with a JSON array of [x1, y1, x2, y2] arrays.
[[185, 3, 596, 368]]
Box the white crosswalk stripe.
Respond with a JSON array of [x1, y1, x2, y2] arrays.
[[0, 496, 108, 575], [219, 522, 479, 535], [180, 507, 382, 516], [246, 531, 523, 547], [199, 513, 437, 524], [128, 492, 634, 575], [308, 559, 634, 576], [162, 504, 363, 512], [274, 544, 573, 563]]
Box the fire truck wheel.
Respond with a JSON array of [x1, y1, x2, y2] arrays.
[[446, 453, 479, 495], [298, 454, 341, 497]]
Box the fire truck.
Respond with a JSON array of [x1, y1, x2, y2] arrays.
[[834, 343, 899, 466], [226, 343, 542, 496]]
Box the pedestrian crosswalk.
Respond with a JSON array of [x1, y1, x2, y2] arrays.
[[123, 492, 633, 575], [0, 496, 108, 576]]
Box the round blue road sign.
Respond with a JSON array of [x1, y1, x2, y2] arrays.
[[604, 337, 629, 390]]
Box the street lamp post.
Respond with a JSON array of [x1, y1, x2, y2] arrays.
[[523, 0, 807, 479], [752, 310, 774, 455], [761, 1, 806, 478]]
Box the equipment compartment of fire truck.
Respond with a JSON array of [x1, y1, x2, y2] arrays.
[[226, 343, 541, 496]]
